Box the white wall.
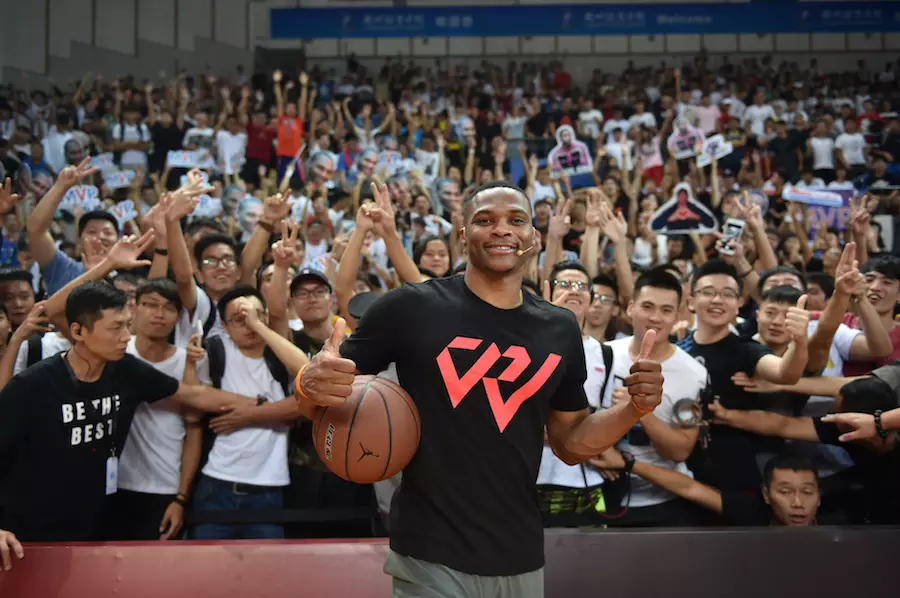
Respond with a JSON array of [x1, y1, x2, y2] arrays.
[[2, 0, 254, 86]]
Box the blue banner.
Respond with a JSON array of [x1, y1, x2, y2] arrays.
[[271, 2, 900, 39]]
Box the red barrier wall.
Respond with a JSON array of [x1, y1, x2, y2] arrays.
[[0, 539, 393, 598], [4, 528, 900, 598]]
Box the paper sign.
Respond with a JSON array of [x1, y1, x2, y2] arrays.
[[90, 153, 116, 172], [192, 195, 223, 218], [649, 182, 719, 234], [696, 134, 733, 168], [377, 150, 402, 177], [180, 170, 210, 188], [782, 186, 844, 208], [108, 199, 139, 227], [59, 185, 101, 214], [803, 188, 856, 232], [104, 169, 136, 190], [667, 120, 705, 161], [166, 150, 216, 169]]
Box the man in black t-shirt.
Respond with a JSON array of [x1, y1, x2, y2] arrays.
[[296, 181, 665, 598], [0, 280, 258, 547], [589, 450, 820, 527], [710, 377, 900, 524], [676, 260, 810, 492]]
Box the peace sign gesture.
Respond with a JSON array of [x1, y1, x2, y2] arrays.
[[57, 157, 98, 188], [272, 220, 301, 268], [105, 231, 156, 270], [364, 182, 398, 238], [548, 198, 573, 238], [263, 192, 294, 223]]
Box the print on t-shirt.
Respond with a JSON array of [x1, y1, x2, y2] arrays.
[[63, 394, 120, 447], [436, 336, 562, 432]]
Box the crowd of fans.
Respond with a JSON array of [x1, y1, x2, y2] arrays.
[[1, 51, 900, 565]]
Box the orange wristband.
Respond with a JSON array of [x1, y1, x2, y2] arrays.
[[631, 398, 654, 416], [294, 364, 311, 402]]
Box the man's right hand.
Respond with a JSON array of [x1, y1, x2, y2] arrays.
[[297, 318, 357, 407], [0, 529, 24, 572]]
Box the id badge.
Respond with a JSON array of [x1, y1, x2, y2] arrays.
[[106, 456, 119, 495]]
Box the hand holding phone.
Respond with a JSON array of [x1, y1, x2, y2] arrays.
[[719, 218, 746, 256]]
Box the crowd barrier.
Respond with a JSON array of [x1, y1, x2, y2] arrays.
[[2, 527, 899, 597]]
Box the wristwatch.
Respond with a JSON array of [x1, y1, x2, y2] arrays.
[[874, 410, 889, 439], [620, 450, 636, 474]]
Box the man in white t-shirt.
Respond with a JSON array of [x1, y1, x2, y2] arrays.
[[742, 92, 776, 138], [108, 279, 203, 541], [216, 114, 248, 176], [111, 105, 151, 170], [807, 121, 836, 183], [578, 100, 604, 141], [191, 287, 310, 540], [537, 261, 614, 523], [834, 118, 868, 179], [601, 269, 707, 526]]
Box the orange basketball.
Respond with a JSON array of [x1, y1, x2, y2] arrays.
[[311, 375, 420, 484]]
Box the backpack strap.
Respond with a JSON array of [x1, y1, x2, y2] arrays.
[[205, 335, 226, 390], [202, 299, 218, 338], [597, 342, 614, 412], [26, 333, 44, 369], [263, 346, 292, 397]]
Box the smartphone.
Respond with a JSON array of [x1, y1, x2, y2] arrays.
[[719, 218, 746, 256]]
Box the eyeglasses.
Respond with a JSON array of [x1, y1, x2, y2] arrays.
[[593, 294, 616, 306], [201, 257, 237, 269], [294, 288, 330, 300], [553, 280, 591, 293], [695, 287, 740, 301]]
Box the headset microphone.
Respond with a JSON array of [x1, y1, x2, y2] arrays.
[[515, 245, 535, 257]]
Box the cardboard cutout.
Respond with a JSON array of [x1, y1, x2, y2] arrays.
[[666, 118, 705, 161], [547, 125, 593, 176], [649, 182, 719, 234]]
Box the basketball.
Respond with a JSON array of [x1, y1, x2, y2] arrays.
[[311, 375, 420, 484]]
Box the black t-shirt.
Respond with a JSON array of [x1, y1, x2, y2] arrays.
[[0, 354, 180, 541], [677, 332, 772, 492], [813, 417, 900, 524], [721, 490, 771, 526], [340, 275, 588, 575]]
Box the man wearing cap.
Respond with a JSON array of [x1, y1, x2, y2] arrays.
[[272, 267, 373, 538]]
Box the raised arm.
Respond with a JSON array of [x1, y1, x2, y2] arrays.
[[709, 400, 820, 442], [754, 294, 809, 384], [27, 159, 98, 267]]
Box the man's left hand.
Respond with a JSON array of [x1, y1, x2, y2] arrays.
[[624, 329, 663, 414]]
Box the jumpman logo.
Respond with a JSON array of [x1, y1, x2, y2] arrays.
[[357, 443, 379, 462]]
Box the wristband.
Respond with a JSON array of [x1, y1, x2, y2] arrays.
[[631, 397, 655, 416], [295, 364, 311, 402], [738, 267, 753, 278], [173, 494, 188, 507], [620, 450, 636, 474], [154, 248, 169, 256], [258, 220, 275, 234], [874, 410, 889, 439]]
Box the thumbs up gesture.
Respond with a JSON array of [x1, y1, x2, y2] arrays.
[[624, 329, 664, 415], [785, 294, 810, 344], [295, 317, 358, 407]]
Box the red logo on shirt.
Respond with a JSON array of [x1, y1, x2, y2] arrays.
[[436, 337, 562, 433]]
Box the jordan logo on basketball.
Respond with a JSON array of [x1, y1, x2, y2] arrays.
[[436, 336, 562, 432], [357, 443, 379, 462]]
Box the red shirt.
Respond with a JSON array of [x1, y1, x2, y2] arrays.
[[841, 313, 900, 376], [246, 123, 276, 162]]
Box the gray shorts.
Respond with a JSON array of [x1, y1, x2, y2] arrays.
[[384, 551, 544, 598]]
